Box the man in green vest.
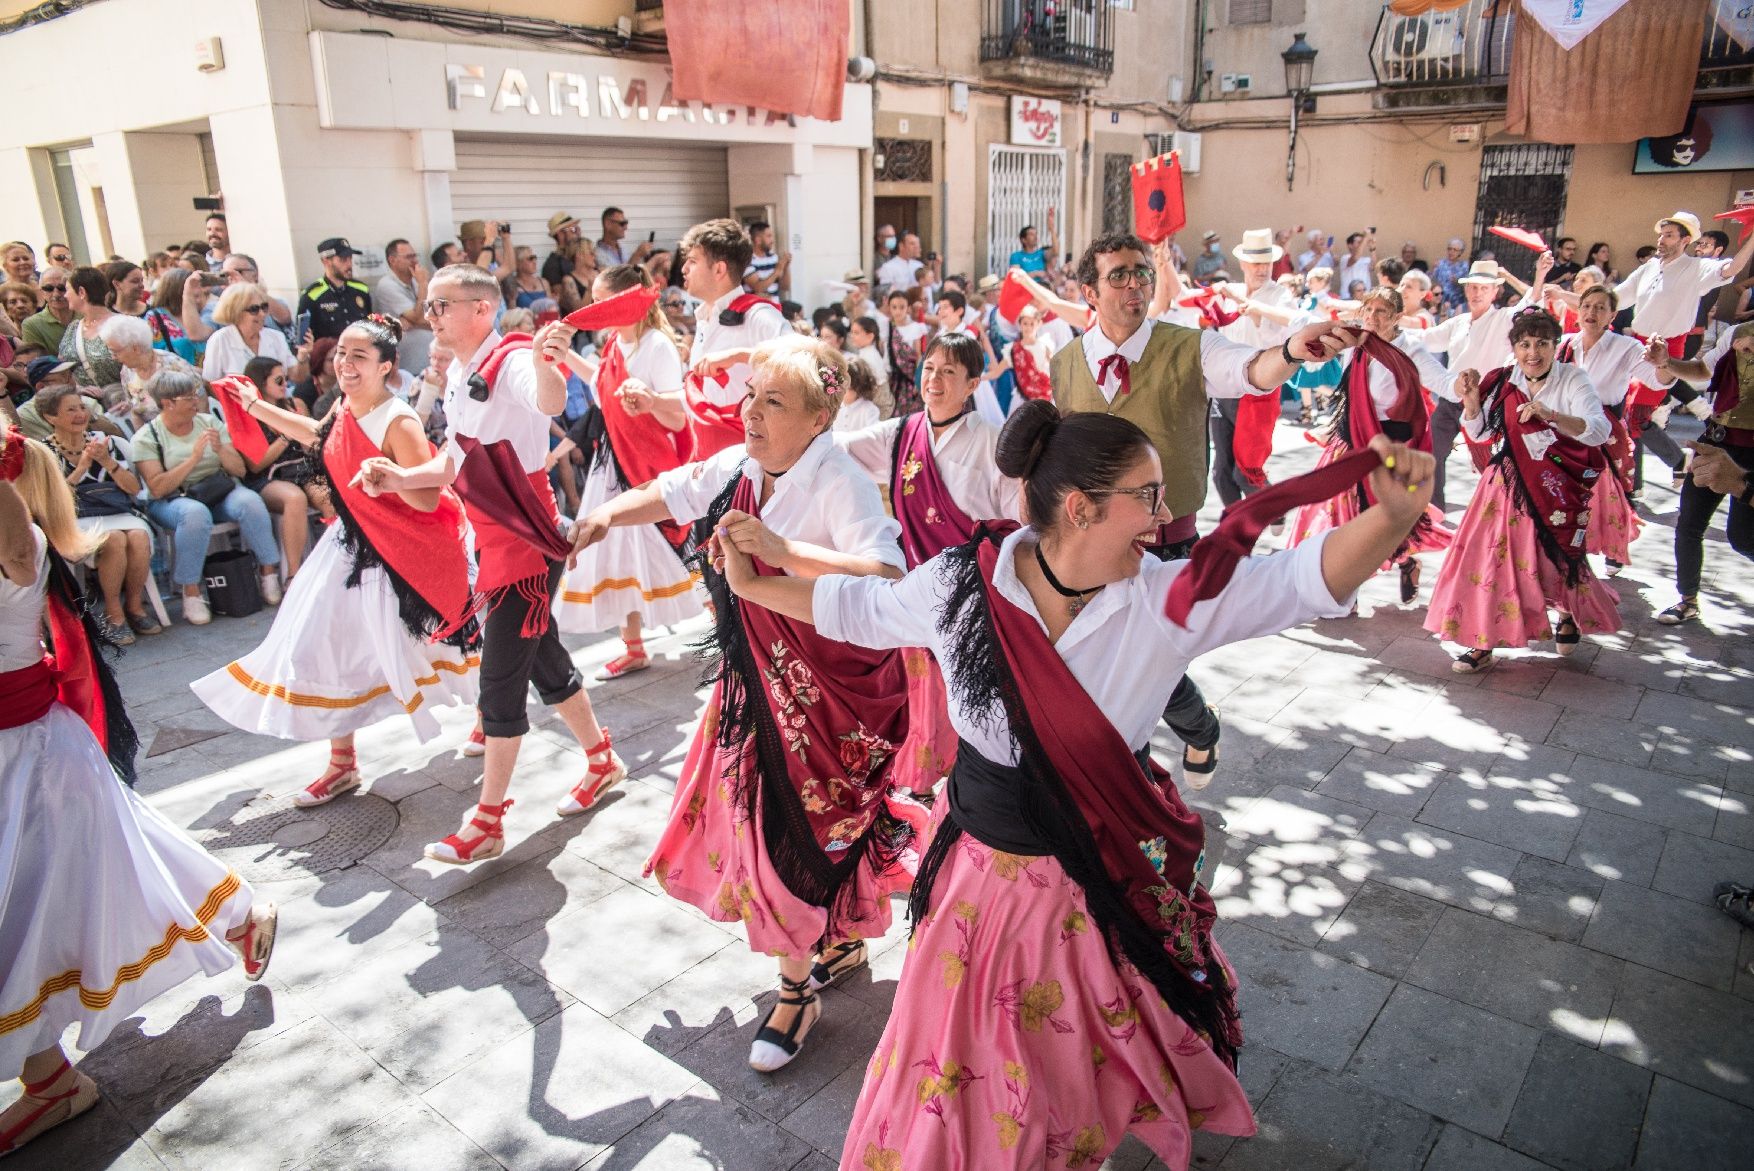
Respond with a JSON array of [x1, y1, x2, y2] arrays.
[[1052, 232, 1358, 777]]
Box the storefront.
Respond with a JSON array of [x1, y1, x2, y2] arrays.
[[0, 0, 872, 307]]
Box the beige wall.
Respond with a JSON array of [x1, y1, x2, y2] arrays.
[[1199, 0, 1375, 99]]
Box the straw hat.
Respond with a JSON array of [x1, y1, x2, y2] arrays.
[[1654, 211, 1702, 240], [976, 274, 1002, 293], [843, 269, 869, 283], [1232, 228, 1285, 263], [1452, 261, 1508, 285], [547, 211, 580, 236]]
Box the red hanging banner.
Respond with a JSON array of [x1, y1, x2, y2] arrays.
[[1131, 152, 1186, 246]]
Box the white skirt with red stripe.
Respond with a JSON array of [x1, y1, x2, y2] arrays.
[[552, 458, 704, 634]]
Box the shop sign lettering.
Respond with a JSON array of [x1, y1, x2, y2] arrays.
[[1009, 96, 1062, 147], [445, 64, 788, 128]]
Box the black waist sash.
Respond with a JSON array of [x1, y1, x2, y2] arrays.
[[947, 739, 1154, 856]]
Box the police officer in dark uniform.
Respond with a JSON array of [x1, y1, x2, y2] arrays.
[[297, 237, 374, 341]]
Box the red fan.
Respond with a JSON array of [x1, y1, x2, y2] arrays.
[[997, 272, 1032, 322], [562, 283, 662, 331], [208, 376, 270, 462], [1487, 225, 1547, 253], [1714, 206, 1754, 243]]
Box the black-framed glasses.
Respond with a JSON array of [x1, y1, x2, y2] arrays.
[[1090, 481, 1165, 513], [1102, 266, 1156, 289], [423, 297, 487, 318]]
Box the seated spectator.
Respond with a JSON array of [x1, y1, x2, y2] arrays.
[[130, 369, 283, 624], [59, 266, 123, 389], [2, 282, 39, 338], [300, 337, 341, 416], [3, 340, 45, 401], [430, 242, 462, 272], [1, 241, 36, 285], [204, 282, 306, 382], [239, 355, 330, 582], [102, 313, 199, 428], [502, 246, 547, 309], [103, 260, 148, 318], [143, 269, 216, 366], [498, 307, 535, 336], [21, 268, 73, 354], [216, 254, 295, 337], [32, 382, 160, 642]]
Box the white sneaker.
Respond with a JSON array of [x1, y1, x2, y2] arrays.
[[183, 595, 212, 625], [259, 574, 283, 606]]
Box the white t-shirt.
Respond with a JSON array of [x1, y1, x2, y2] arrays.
[[202, 325, 295, 381], [1614, 254, 1737, 339], [690, 290, 792, 408], [833, 396, 881, 434], [877, 256, 924, 292], [441, 332, 551, 473]]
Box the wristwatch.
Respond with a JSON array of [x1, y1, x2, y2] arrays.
[[1280, 337, 1297, 365]]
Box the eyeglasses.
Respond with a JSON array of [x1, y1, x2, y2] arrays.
[[1101, 266, 1156, 289], [244, 302, 269, 314], [1090, 481, 1165, 513], [40, 284, 67, 294], [610, 219, 629, 228], [422, 298, 487, 317]]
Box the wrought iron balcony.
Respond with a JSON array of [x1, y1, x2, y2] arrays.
[[980, 0, 1114, 87]]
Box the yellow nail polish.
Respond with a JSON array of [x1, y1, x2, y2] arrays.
[[1408, 484, 1418, 493], [1384, 455, 1396, 469]]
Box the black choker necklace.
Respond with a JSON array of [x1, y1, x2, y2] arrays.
[[1034, 543, 1101, 616], [928, 412, 962, 428]]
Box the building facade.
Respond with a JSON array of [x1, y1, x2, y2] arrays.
[[1180, 0, 1754, 279], [0, 0, 871, 306]]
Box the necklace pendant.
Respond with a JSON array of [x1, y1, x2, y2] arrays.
[[1068, 597, 1087, 617]]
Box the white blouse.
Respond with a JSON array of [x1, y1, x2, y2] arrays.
[[201, 325, 296, 381], [1560, 330, 1670, 409], [833, 396, 881, 434], [1345, 332, 1450, 419], [815, 526, 1352, 764], [834, 411, 1022, 524], [657, 430, 905, 571], [0, 528, 47, 672], [1460, 361, 1612, 447]]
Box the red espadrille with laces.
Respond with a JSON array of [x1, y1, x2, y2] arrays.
[[556, 730, 627, 817], [0, 1060, 99, 1155], [594, 637, 651, 681], [294, 749, 361, 808], [425, 799, 513, 865]]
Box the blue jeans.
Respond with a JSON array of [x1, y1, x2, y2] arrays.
[[146, 485, 281, 586]]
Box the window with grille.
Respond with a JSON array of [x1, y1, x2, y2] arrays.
[[1231, 0, 1271, 24], [987, 145, 1067, 277], [1471, 143, 1573, 285], [874, 138, 933, 184]]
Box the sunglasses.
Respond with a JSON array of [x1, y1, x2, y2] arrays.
[[244, 302, 269, 314], [610, 219, 629, 228], [40, 284, 67, 294]]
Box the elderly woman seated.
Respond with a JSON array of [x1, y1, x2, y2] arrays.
[[99, 313, 200, 429], [129, 369, 283, 625]]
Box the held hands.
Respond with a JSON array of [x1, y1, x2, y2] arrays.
[[1456, 369, 1484, 416], [1640, 337, 1671, 370], [1365, 435, 1435, 524], [710, 509, 789, 575], [565, 509, 611, 570], [1288, 322, 1362, 362], [350, 455, 404, 497], [618, 378, 655, 416], [1517, 399, 1554, 426]]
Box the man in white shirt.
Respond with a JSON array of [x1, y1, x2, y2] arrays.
[[877, 232, 924, 292], [1212, 229, 1311, 508], [353, 264, 621, 863], [373, 238, 432, 374], [1337, 231, 1375, 298], [1413, 255, 1548, 509], [1296, 227, 1334, 275], [1615, 211, 1754, 346], [682, 218, 792, 455]]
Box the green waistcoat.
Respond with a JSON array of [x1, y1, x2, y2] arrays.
[[1051, 322, 1210, 518]]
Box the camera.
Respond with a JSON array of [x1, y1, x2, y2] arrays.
[[499, 222, 512, 233]]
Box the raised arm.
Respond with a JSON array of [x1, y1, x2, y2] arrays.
[[1008, 266, 1092, 328], [1319, 437, 1438, 600]]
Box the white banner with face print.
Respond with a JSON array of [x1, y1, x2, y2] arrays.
[[1521, 0, 1634, 50]]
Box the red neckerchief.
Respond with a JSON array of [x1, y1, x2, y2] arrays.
[[891, 412, 980, 569], [1342, 333, 1431, 456], [210, 377, 271, 463], [1096, 352, 1132, 398]]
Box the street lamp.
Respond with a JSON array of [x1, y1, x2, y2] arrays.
[[1282, 32, 1318, 191]]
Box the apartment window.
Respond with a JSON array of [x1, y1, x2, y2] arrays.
[[1231, 0, 1271, 24]]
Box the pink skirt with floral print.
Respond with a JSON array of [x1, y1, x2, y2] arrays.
[[1289, 440, 1451, 563], [1583, 470, 1641, 562], [840, 798, 1254, 1171], [643, 684, 925, 960], [1423, 465, 1620, 650], [891, 650, 958, 797]]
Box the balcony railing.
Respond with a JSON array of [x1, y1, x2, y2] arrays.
[[980, 0, 1114, 78], [1371, 0, 1754, 90]]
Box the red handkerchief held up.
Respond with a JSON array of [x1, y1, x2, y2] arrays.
[[997, 272, 1032, 323], [1131, 152, 1186, 245], [1488, 225, 1547, 253], [209, 376, 269, 463], [562, 284, 662, 332], [1714, 207, 1754, 243]]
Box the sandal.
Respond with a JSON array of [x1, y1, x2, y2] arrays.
[[224, 903, 278, 983], [808, 940, 869, 991], [425, 800, 512, 865], [1182, 743, 1219, 791], [1452, 648, 1495, 675], [1605, 558, 1625, 578], [1713, 881, 1754, 929], [293, 749, 361, 808], [594, 638, 651, 681], [0, 1060, 100, 1155], [555, 731, 627, 817], [1554, 616, 1581, 657], [1656, 599, 1699, 626], [748, 974, 821, 1073], [462, 726, 487, 758], [1399, 558, 1421, 605]]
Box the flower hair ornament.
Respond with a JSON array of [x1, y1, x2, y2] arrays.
[[819, 364, 842, 392]]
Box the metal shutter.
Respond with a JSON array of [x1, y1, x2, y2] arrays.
[[450, 135, 730, 256]]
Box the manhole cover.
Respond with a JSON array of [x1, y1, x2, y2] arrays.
[[190, 793, 398, 883]]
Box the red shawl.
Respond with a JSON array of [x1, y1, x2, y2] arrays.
[[1478, 369, 1606, 584], [891, 412, 980, 569], [1330, 335, 1449, 559], [1558, 340, 1635, 493], [322, 405, 473, 640], [704, 472, 911, 922], [683, 369, 747, 459], [597, 334, 688, 488], [1010, 340, 1052, 403], [1231, 392, 1280, 489]]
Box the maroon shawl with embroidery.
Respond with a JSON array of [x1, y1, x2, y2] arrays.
[[452, 433, 571, 636], [890, 412, 980, 569], [1557, 340, 1635, 492], [700, 472, 912, 923], [1479, 369, 1606, 585], [1706, 333, 1746, 417]]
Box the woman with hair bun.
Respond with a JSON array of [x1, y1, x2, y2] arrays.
[[1426, 307, 1619, 673], [834, 329, 1021, 795], [711, 397, 1437, 1169], [569, 334, 917, 1075], [191, 315, 480, 808]]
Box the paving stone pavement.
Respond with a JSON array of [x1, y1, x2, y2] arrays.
[[5, 422, 1751, 1170]]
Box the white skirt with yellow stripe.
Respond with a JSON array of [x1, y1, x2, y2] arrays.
[[552, 457, 704, 634], [1, 704, 252, 1076], [191, 523, 479, 742]]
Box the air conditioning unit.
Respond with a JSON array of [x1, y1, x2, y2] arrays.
[[1385, 13, 1466, 78], [1173, 130, 1202, 176]]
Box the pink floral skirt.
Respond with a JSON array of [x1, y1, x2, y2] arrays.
[[1584, 471, 1641, 562], [643, 684, 924, 960], [840, 798, 1254, 1171], [1289, 441, 1451, 564], [891, 650, 959, 797], [1424, 465, 1621, 650]]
